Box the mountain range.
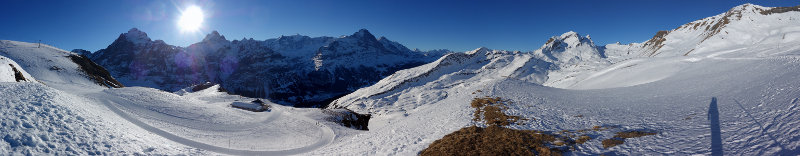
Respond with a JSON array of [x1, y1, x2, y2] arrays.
[[330, 3, 800, 113], [86, 28, 445, 107]]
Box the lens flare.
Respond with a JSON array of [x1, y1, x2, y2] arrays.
[[178, 6, 204, 32]]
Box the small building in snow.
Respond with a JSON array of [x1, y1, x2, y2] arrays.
[[231, 99, 270, 112]]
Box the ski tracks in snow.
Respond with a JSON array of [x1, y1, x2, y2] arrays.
[[88, 91, 334, 155]]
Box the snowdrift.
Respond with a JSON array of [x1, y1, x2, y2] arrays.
[[0, 56, 35, 82]]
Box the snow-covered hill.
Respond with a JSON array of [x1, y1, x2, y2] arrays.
[[0, 40, 122, 89], [606, 3, 800, 58], [90, 28, 445, 107], [0, 42, 340, 155], [0, 56, 35, 82], [325, 3, 800, 155]]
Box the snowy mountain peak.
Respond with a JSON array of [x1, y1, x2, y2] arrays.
[[729, 3, 766, 14], [466, 47, 491, 55], [534, 31, 604, 64], [553, 31, 592, 47], [559, 31, 579, 38], [351, 29, 376, 39], [202, 30, 227, 42], [277, 34, 311, 42], [123, 28, 151, 45], [622, 3, 800, 57]]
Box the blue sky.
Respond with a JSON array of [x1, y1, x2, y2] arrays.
[[1, 0, 797, 52]]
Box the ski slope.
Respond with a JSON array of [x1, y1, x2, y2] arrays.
[[89, 87, 335, 155], [1, 41, 337, 155]]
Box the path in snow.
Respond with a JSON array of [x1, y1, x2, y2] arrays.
[[88, 91, 335, 155]]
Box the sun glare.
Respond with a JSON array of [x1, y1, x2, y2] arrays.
[[178, 6, 204, 32]]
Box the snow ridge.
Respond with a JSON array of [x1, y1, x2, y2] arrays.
[[123, 28, 151, 45], [606, 3, 800, 58], [0, 40, 122, 89]]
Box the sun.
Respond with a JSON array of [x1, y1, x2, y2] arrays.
[[178, 6, 204, 32]]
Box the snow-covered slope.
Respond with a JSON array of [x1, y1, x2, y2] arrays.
[[325, 36, 800, 156], [0, 40, 122, 89], [324, 3, 800, 155], [533, 31, 611, 88], [330, 47, 552, 115], [1, 41, 339, 154], [534, 31, 606, 65], [606, 4, 800, 58], [0, 56, 35, 82], [0, 82, 203, 155], [90, 28, 441, 107]]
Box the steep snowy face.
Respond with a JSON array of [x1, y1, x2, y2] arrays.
[[91, 29, 442, 107], [90, 29, 183, 89], [0, 40, 122, 88], [0, 56, 36, 82], [613, 4, 800, 57], [534, 31, 607, 66], [378, 36, 410, 53], [264, 35, 334, 58], [124, 28, 152, 45], [202, 31, 226, 43], [527, 31, 611, 88], [313, 29, 419, 71], [71, 49, 92, 56]]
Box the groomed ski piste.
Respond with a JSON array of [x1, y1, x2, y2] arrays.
[[1, 40, 335, 155], [3, 3, 800, 155]]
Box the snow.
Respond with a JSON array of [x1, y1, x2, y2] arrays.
[[3, 3, 800, 155], [94, 87, 334, 155], [1, 40, 337, 155], [327, 46, 800, 155], [604, 3, 800, 58], [0, 40, 109, 89], [0, 82, 201, 155], [0, 56, 35, 82], [325, 4, 800, 155], [231, 101, 267, 111], [124, 28, 152, 45]]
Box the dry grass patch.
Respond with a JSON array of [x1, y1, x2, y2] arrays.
[[601, 138, 625, 148], [614, 131, 657, 138], [419, 125, 562, 156], [575, 135, 591, 144], [592, 126, 603, 131], [591, 125, 618, 131], [424, 96, 643, 154], [601, 130, 658, 148], [470, 97, 520, 126]]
